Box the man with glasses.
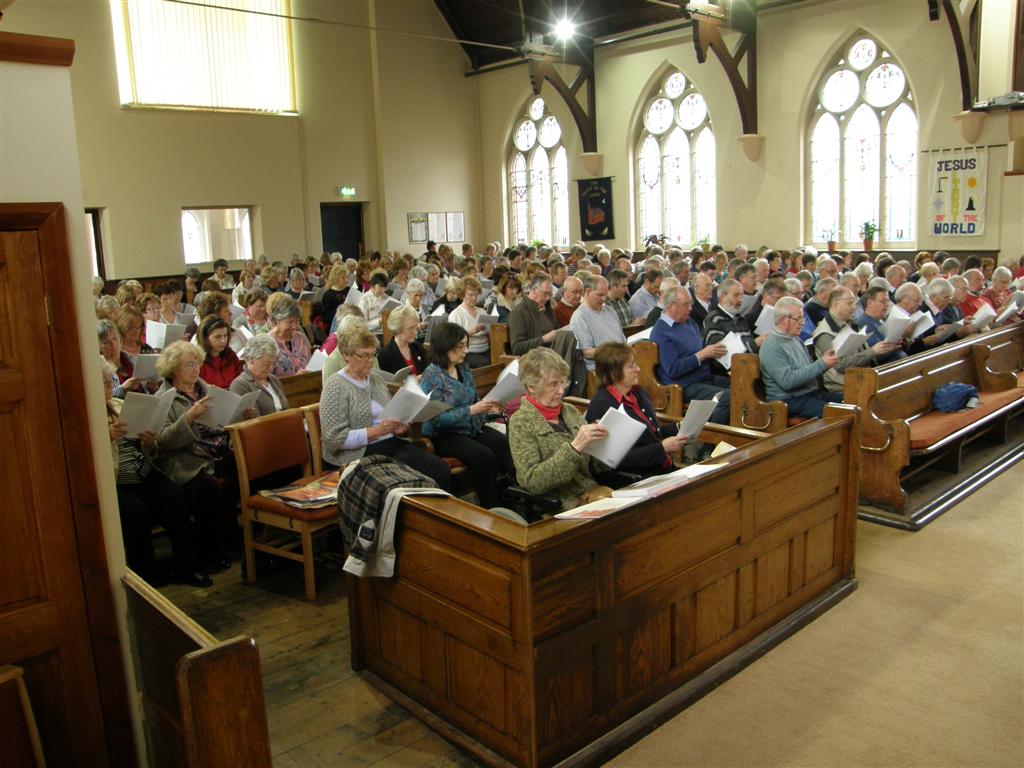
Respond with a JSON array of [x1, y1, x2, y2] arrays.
[[860, 285, 907, 364], [812, 288, 898, 392], [649, 286, 732, 425], [509, 274, 587, 395], [760, 297, 843, 418]]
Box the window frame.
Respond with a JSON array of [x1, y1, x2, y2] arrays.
[[805, 36, 918, 248], [180, 205, 255, 266], [85, 208, 106, 281], [507, 97, 570, 248]]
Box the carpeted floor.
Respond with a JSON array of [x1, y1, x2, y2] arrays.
[[609, 465, 1024, 768]]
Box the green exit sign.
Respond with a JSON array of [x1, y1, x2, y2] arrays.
[[337, 186, 356, 198]]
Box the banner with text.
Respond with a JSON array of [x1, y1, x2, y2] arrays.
[[929, 148, 986, 236], [577, 177, 614, 241]]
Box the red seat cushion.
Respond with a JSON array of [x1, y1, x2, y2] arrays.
[[247, 495, 338, 522], [908, 388, 1024, 449], [442, 457, 466, 469], [787, 416, 812, 426]]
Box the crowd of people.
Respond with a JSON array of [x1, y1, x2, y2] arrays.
[[94, 240, 1024, 584]]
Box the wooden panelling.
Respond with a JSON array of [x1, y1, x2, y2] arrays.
[[752, 448, 840, 531], [531, 556, 596, 640], [536, 652, 595, 746], [695, 571, 737, 652], [804, 516, 837, 584], [375, 599, 424, 682], [447, 637, 507, 733], [616, 607, 672, 700], [397, 529, 513, 629], [613, 495, 741, 600], [754, 543, 790, 617]]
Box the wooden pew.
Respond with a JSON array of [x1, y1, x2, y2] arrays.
[[729, 353, 796, 434], [844, 320, 1024, 529], [346, 409, 860, 768], [122, 572, 272, 767], [972, 326, 1024, 389], [489, 323, 510, 364], [280, 369, 323, 407], [632, 339, 685, 417]]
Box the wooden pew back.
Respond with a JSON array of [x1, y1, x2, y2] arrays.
[[280, 370, 323, 408], [729, 353, 790, 433], [630, 340, 684, 417], [122, 572, 271, 767], [489, 323, 510, 364]]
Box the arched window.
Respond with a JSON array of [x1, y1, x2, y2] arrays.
[[808, 35, 917, 246], [636, 70, 716, 246], [509, 97, 569, 247]]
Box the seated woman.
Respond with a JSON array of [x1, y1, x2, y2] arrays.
[[318, 264, 350, 328], [115, 304, 154, 361], [231, 268, 256, 307], [447, 277, 491, 368], [318, 327, 452, 489], [235, 288, 273, 336], [266, 293, 312, 377], [508, 347, 611, 510], [155, 280, 183, 325], [153, 341, 243, 573], [379, 305, 428, 374], [419, 323, 511, 509], [99, 319, 142, 397], [493, 273, 522, 323], [102, 358, 210, 587], [285, 267, 309, 300], [403, 278, 430, 340], [196, 314, 244, 388], [230, 334, 290, 416], [439, 277, 462, 315], [358, 270, 392, 332], [137, 291, 161, 327], [584, 342, 686, 476], [982, 266, 1014, 310]]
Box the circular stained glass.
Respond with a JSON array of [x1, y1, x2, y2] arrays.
[[537, 115, 561, 148], [528, 98, 545, 121], [676, 92, 707, 130], [847, 38, 877, 71], [513, 120, 537, 152], [820, 69, 859, 113], [664, 72, 686, 99], [864, 62, 906, 107], [644, 97, 675, 135]]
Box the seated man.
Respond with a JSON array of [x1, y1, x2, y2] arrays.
[[508, 273, 586, 395], [644, 277, 679, 329], [703, 278, 762, 376], [569, 275, 626, 371], [859, 285, 906, 364], [812, 287, 897, 392], [744, 276, 785, 330], [803, 276, 836, 330], [605, 269, 632, 328], [734, 263, 759, 315], [689, 271, 718, 327], [628, 269, 662, 321], [649, 286, 731, 424], [553, 275, 582, 328], [760, 297, 843, 419], [905, 279, 958, 354]]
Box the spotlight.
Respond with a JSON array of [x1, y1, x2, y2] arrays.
[[554, 18, 575, 41]]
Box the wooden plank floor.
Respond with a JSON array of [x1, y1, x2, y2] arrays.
[[161, 544, 481, 767]]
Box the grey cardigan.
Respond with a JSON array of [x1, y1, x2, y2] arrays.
[[153, 379, 216, 485], [229, 369, 290, 416], [320, 370, 392, 467]]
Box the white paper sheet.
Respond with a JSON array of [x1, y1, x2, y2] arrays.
[[486, 360, 525, 404], [379, 366, 414, 385], [475, 313, 498, 326], [994, 301, 1021, 325], [678, 393, 720, 439], [907, 310, 935, 339], [626, 326, 653, 344], [305, 348, 327, 372], [430, 303, 446, 317], [832, 327, 868, 357], [379, 385, 451, 423], [145, 320, 185, 350], [133, 354, 160, 380], [881, 315, 912, 343], [718, 331, 749, 371], [344, 287, 363, 306], [969, 303, 996, 327], [754, 305, 776, 336], [935, 321, 963, 342], [117, 389, 176, 437], [582, 405, 646, 469], [199, 385, 260, 428]]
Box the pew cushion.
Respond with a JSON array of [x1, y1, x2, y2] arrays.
[[787, 417, 811, 427], [248, 494, 339, 523], [907, 387, 1024, 450]]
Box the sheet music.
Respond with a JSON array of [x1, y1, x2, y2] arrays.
[[678, 393, 720, 439], [994, 301, 1021, 325], [969, 303, 996, 327], [627, 327, 653, 344], [832, 327, 867, 357], [199, 385, 260, 428], [145, 320, 185, 350], [117, 389, 176, 437], [133, 354, 160, 381], [486, 360, 525, 404], [754, 305, 776, 336], [881, 315, 911, 343], [344, 287, 363, 306], [305, 349, 328, 372], [935, 321, 963, 342], [718, 331, 748, 371], [582, 405, 646, 469]]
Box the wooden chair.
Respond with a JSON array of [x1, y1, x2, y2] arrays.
[[301, 403, 324, 475], [381, 308, 393, 347], [0, 666, 44, 767], [227, 409, 336, 600], [490, 323, 510, 364]]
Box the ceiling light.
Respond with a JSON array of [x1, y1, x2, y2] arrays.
[[554, 18, 575, 41]]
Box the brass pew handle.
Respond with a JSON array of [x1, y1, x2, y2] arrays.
[[860, 424, 894, 453], [740, 405, 772, 431]]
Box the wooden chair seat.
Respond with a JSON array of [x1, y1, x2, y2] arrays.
[[907, 387, 1023, 450], [247, 491, 339, 523]]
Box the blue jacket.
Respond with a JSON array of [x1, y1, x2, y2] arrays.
[[419, 363, 485, 437], [649, 315, 712, 387]]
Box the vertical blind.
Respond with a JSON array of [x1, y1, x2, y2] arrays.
[[110, 0, 295, 113]]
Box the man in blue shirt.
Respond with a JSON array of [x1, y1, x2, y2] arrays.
[[650, 286, 731, 424]]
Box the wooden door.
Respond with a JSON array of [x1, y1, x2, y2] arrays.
[[320, 202, 364, 260], [0, 204, 114, 765]]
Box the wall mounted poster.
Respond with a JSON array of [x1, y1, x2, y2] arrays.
[[578, 177, 614, 240], [929, 148, 986, 236], [427, 213, 447, 243], [407, 213, 427, 243], [445, 211, 465, 243]]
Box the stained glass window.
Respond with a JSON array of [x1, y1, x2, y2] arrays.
[[635, 69, 715, 246], [508, 98, 569, 246], [807, 35, 917, 246]]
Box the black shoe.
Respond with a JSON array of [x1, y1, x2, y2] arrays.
[[204, 559, 231, 574], [177, 571, 213, 588]]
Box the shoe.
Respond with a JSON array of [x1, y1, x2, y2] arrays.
[[177, 571, 213, 588], [205, 558, 231, 574]]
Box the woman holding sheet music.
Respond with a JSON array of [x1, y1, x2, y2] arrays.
[[584, 343, 687, 476], [230, 335, 290, 416], [98, 319, 144, 397], [446, 277, 492, 369], [115, 305, 154, 360], [418, 323, 512, 509], [379, 306, 428, 375], [196, 315, 244, 388], [235, 288, 273, 335], [358, 271, 392, 332], [153, 341, 242, 575], [318, 327, 451, 489], [267, 294, 312, 377]]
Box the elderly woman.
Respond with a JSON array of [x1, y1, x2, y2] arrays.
[[99, 319, 142, 396], [379, 305, 428, 374], [403, 278, 430, 331], [447, 277, 491, 368], [152, 341, 238, 573], [982, 266, 1014, 310], [319, 264, 350, 327], [493, 274, 522, 323], [285, 266, 308, 300], [508, 347, 611, 510], [115, 305, 154, 360], [231, 268, 256, 307], [235, 288, 272, 335], [267, 293, 311, 377], [418, 323, 511, 508], [318, 327, 452, 488], [230, 334, 290, 416], [102, 358, 210, 587], [196, 314, 244, 388], [137, 292, 161, 324], [358, 270, 392, 332], [584, 342, 687, 476]]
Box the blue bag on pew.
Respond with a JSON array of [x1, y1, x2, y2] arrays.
[[932, 382, 978, 413]]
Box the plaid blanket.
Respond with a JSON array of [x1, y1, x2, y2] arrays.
[[337, 454, 443, 577]]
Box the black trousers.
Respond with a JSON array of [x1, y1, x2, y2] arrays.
[[117, 470, 199, 577], [429, 428, 513, 509], [180, 471, 234, 564], [363, 438, 453, 491]]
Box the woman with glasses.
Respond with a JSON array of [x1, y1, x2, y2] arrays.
[[267, 293, 311, 377], [584, 342, 687, 476], [318, 326, 452, 489], [230, 334, 291, 416], [98, 318, 142, 397]]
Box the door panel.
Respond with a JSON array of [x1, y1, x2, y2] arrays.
[[0, 217, 110, 764], [320, 203, 363, 260]]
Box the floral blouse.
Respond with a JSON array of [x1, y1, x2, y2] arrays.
[[271, 330, 312, 377]]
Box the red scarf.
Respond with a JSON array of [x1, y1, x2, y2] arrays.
[[609, 385, 670, 468], [525, 394, 562, 421]]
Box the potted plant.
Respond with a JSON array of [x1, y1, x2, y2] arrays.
[[697, 234, 711, 253], [822, 228, 837, 253], [859, 221, 878, 251]]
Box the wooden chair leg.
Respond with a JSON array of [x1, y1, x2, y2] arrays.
[[243, 509, 257, 584], [301, 525, 316, 600]]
